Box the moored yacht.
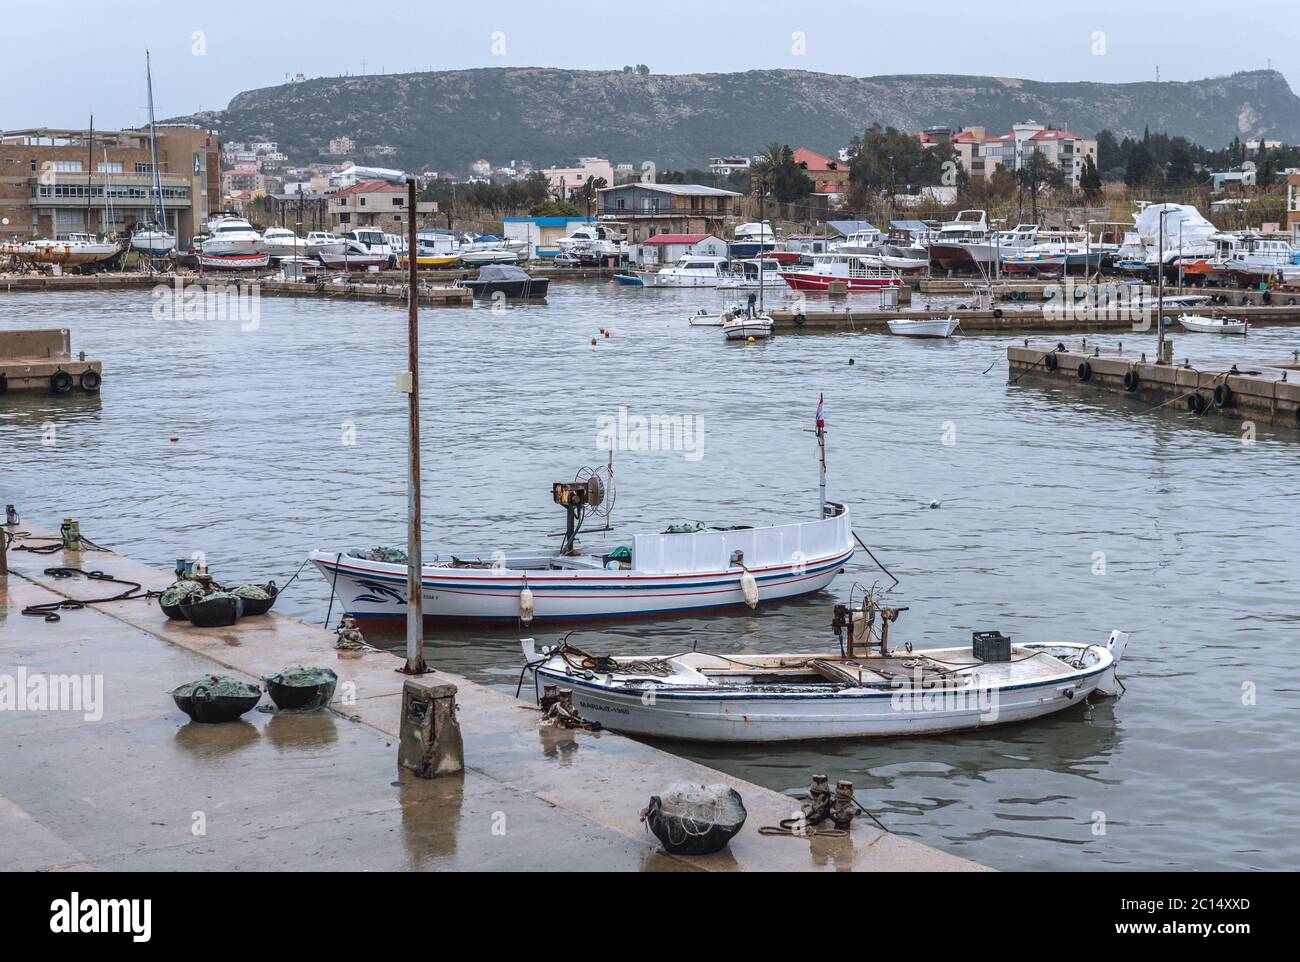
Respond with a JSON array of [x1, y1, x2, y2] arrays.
[[305, 231, 346, 256], [260, 228, 307, 258], [779, 253, 902, 292], [632, 254, 729, 287], [926, 210, 991, 272], [202, 216, 264, 256]]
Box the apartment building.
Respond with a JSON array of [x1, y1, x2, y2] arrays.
[[938, 122, 1098, 188]]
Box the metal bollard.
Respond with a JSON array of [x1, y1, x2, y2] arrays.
[[398, 678, 464, 778]]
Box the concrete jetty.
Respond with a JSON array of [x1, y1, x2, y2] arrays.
[[1008, 339, 1300, 430], [0, 523, 982, 872], [0, 328, 101, 395]]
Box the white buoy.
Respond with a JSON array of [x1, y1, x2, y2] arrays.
[[740, 571, 759, 609], [519, 585, 535, 625]]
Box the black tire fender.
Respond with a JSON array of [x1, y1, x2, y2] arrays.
[[993, 307, 1004, 319], [1077, 361, 1093, 382], [1213, 383, 1232, 409], [80, 369, 102, 392], [793, 312, 806, 327], [0, 373, 7, 394], [1187, 393, 1207, 415], [1044, 352, 1059, 371], [1123, 369, 1139, 392], [50, 370, 73, 394]]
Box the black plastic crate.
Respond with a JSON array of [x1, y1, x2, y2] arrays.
[[972, 630, 1011, 662]]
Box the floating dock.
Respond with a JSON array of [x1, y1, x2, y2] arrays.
[[0, 523, 982, 872], [1008, 339, 1300, 430], [0, 328, 101, 395]]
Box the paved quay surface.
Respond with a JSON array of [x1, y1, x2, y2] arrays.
[[0, 524, 983, 872]]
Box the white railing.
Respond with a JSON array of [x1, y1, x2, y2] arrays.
[[633, 508, 851, 575]]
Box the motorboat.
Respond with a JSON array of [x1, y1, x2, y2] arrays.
[[305, 231, 347, 256], [203, 217, 264, 256], [457, 263, 548, 298], [836, 225, 884, 255], [719, 257, 788, 289], [556, 223, 626, 259], [962, 224, 1040, 272], [310, 438, 855, 626], [460, 248, 520, 267], [729, 220, 778, 258], [925, 210, 990, 272], [199, 251, 271, 271], [318, 250, 390, 270], [520, 596, 1129, 742], [632, 255, 729, 288], [887, 316, 959, 338], [340, 228, 398, 267], [612, 273, 644, 286], [721, 311, 774, 340], [1178, 314, 1247, 334], [779, 253, 902, 292], [1218, 233, 1300, 285], [261, 228, 308, 258], [1001, 237, 1103, 275]]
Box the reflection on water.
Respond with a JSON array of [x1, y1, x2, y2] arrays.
[[4, 284, 1300, 870]]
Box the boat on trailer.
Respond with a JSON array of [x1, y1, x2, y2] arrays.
[[521, 595, 1129, 742]]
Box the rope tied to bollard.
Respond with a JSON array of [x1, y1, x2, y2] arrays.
[[20, 567, 157, 623]]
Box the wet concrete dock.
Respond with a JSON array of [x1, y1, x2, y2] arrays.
[[0, 524, 982, 872]]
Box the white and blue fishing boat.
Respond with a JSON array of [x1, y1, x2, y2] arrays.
[[312, 412, 854, 627]]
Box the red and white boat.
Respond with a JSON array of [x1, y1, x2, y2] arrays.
[[780, 253, 902, 292], [199, 251, 271, 271]]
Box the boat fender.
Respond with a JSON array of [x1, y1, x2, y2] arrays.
[[1044, 352, 1058, 371], [1288, 297, 1298, 306], [993, 308, 1003, 319], [1213, 383, 1232, 409], [0, 373, 7, 395], [49, 369, 73, 394], [793, 312, 806, 327], [519, 582, 535, 625], [1077, 361, 1092, 382], [739, 570, 759, 609], [1186, 393, 1206, 415], [1123, 369, 1139, 392], [79, 369, 102, 392]]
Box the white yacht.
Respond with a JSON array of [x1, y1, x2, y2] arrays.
[[836, 226, 885, 255], [556, 223, 626, 258], [260, 228, 307, 258], [202, 217, 264, 256], [1220, 233, 1300, 283], [305, 231, 346, 256], [719, 257, 787, 289], [632, 255, 730, 287], [341, 228, 399, 266]]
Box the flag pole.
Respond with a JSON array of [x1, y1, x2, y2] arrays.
[[816, 393, 827, 518]]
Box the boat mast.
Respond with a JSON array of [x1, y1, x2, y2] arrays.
[[816, 393, 827, 517], [146, 51, 167, 233], [87, 115, 93, 237]]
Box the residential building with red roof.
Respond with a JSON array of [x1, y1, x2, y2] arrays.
[[936, 122, 1097, 187]]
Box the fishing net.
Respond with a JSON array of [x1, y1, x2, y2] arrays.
[[231, 583, 271, 601], [641, 784, 748, 855], [161, 581, 207, 608], [354, 546, 408, 564], [171, 674, 260, 700], [662, 522, 706, 534]]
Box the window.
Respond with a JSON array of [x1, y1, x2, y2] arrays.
[[96, 161, 123, 174], [392, 197, 403, 206], [135, 163, 154, 175], [339, 212, 351, 224], [50, 160, 83, 173], [360, 197, 366, 206]]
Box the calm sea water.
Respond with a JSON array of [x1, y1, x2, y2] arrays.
[[3, 281, 1298, 870]]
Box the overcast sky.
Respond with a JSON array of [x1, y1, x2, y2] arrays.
[[2, 0, 1296, 130]]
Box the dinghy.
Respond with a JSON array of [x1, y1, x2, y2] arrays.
[[521, 596, 1129, 742], [1178, 314, 1247, 334], [312, 411, 851, 627], [887, 316, 959, 339]]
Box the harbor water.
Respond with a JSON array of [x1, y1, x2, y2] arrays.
[[3, 282, 1299, 871]]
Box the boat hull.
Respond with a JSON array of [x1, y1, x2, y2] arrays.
[[535, 642, 1116, 742], [927, 242, 977, 272], [310, 546, 854, 627], [461, 278, 549, 299], [887, 318, 958, 338], [199, 252, 270, 271]]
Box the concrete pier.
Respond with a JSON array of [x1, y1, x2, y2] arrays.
[[1008, 340, 1300, 430], [0, 328, 101, 394], [0, 524, 982, 872]]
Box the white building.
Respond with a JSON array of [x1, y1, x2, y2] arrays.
[[540, 157, 614, 197]]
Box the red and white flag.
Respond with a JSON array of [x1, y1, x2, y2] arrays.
[[815, 392, 825, 430]]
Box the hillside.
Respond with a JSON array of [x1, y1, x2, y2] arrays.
[[175, 67, 1300, 171]]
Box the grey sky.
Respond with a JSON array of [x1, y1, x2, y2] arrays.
[[2, 0, 1296, 131]]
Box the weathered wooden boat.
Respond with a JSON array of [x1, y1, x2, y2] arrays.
[[521, 597, 1129, 742], [887, 316, 959, 339]]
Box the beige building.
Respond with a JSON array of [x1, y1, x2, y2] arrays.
[[0, 125, 220, 244], [934, 122, 1098, 188], [327, 178, 436, 231], [541, 157, 614, 198]]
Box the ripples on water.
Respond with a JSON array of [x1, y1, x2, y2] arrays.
[[3, 282, 1298, 870]]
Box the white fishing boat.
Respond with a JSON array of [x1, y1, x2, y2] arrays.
[[199, 251, 271, 271], [632, 255, 729, 288], [687, 306, 734, 326], [887, 316, 959, 339], [836, 225, 885, 255], [1178, 314, 1247, 334], [261, 228, 308, 258], [721, 312, 774, 340], [305, 231, 347, 256], [202, 217, 264, 256], [311, 415, 853, 627], [520, 596, 1129, 742]]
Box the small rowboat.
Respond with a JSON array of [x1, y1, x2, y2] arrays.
[[521, 598, 1130, 742], [721, 313, 774, 340], [612, 274, 644, 286], [887, 316, 959, 339], [199, 252, 270, 271], [1178, 313, 1247, 334]]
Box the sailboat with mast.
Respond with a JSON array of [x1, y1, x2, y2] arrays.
[[130, 51, 177, 257]]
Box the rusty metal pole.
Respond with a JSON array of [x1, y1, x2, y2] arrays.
[[404, 177, 427, 674]]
